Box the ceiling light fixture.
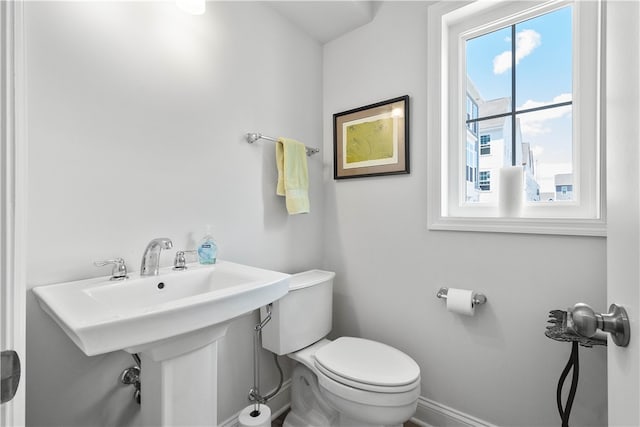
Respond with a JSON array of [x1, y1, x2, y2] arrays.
[[176, 0, 205, 15]]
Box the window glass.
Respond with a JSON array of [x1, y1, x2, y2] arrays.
[[466, 26, 513, 109], [515, 8, 573, 107], [517, 107, 573, 201], [465, 6, 573, 204]]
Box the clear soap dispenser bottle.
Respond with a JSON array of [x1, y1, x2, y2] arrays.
[[197, 225, 217, 265]]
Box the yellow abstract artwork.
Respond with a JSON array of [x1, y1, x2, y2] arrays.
[[345, 118, 394, 164]]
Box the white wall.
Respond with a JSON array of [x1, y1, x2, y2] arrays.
[[322, 3, 607, 426], [24, 2, 323, 425]]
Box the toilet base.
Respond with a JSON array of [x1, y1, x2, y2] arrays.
[[284, 363, 412, 427], [284, 364, 338, 427]]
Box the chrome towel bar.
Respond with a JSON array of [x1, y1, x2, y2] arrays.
[[246, 132, 320, 156]]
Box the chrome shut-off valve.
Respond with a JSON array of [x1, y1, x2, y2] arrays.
[[569, 303, 630, 347], [121, 366, 141, 405]]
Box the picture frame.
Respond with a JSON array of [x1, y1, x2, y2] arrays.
[[333, 95, 410, 179]]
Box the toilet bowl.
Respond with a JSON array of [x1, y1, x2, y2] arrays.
[[289, 338, 420, 426], [261, 270, 421, 427]]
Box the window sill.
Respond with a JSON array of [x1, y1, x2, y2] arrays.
[[428, 216, 606, 237]]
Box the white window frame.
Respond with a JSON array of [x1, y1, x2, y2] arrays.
[[427, 0, 606, 236]]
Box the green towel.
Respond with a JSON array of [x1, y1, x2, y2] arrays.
[[276, 137, 310, 214]]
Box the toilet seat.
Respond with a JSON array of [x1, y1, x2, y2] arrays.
[[313, 337, 420, 393]]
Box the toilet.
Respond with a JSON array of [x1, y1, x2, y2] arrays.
[[260, 270, 421, 427]]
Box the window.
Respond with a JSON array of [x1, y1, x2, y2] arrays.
[[427, 0, 604, 236], [466, 96, 479, 135], [480, 135, 491, 155], [479, 171, 491, 191]]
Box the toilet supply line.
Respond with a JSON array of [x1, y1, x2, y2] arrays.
[[248, 303, 284, 410]]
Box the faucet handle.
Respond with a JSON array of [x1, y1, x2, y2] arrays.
[[173, 250, 197, 270], [94, 258, 129, 281]]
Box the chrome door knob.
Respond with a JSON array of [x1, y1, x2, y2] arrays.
[[569, 302, 630, 347], [571, 303, 599, 337]]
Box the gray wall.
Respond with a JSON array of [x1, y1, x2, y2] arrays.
[[24, 2, 323, 425], [322, 2, 607, 426]]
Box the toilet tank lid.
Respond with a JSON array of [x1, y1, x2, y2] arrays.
[[289, 270, 335, 291]]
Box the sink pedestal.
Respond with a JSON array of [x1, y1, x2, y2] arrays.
[[131, 323, 231, 426]]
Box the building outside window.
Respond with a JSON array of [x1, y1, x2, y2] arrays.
[[466, 96, 479, 135], [465, 82, 481, 202], [555, 173, 573, 201]]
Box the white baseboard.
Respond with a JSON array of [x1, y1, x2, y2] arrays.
[[219, 379, 291, 427], [220, 385, 494, 427], [412, 396, 496, 427]]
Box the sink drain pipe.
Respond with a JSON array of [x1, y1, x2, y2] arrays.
[[248, 303, 284, 410]]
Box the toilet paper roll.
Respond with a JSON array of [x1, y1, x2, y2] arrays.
[[446, 288, 476, 316], [238, 404, 271, 427]]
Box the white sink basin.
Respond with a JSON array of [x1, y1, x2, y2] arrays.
[[33, 260, 290, 356]]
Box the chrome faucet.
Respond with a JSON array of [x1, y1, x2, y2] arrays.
[[140, 238, 173, 276]]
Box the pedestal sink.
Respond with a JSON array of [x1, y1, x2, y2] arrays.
[[33, 260, 290, 426]]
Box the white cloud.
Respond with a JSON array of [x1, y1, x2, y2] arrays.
[[518, 93, 572, 136], [493, 29, 541, 75], [493, 51, 512, 75]]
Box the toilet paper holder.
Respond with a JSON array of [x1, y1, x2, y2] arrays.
[[437, 287, 487, 306]]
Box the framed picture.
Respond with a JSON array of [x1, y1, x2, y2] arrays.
[[333, 95, 410, 179]]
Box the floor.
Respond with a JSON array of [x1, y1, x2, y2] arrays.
[[272, 410, 419, 427]]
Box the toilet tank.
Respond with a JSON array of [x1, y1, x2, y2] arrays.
[[260, 270, 335, 355]]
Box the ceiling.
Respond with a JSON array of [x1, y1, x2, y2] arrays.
[[266, 1, 376, 44]]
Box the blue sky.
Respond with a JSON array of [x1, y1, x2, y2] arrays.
[[466, 6, 574, 194]]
